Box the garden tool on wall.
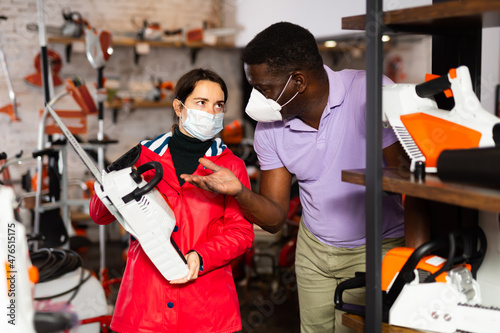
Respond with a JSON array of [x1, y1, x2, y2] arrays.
[[38, 85, 189, 281], [0, 16, 20, 122], [146, 76, 174, 102], [33, 0, 57, 253], [382, 66, 500, 173], [135, 19, 163, 41], [85, 26, 114, 278], [24, 49, 63, 88], [26, 7, 89, 38], [85, 25, 112, 142]]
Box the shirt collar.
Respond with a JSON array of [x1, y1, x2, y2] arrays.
[[284, 65, 346, 131]]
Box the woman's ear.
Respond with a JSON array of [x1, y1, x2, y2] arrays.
[[173, 99, 182, 117]]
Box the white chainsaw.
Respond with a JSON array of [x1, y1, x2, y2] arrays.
[[382, 66, 500, 172], [41, 85, 188, 281]]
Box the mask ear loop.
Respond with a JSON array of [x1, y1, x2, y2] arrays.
[[280, 90, 299, 108], [275, 75, 299, 108], [177, 100, 187, 124], [275, 75, 293, 103]]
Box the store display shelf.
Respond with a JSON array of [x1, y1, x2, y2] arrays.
[[342, 0, 500, 32], [105, 99, 172, 109], [342, 313, 420, 333], [47, 36, 235, 49], [342, 168, 500, 214]]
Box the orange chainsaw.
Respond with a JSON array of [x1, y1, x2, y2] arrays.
[[382, 66, 500, 173], [334, 227, 500, 332]]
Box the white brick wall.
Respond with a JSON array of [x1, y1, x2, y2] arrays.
[[0, 0, 436, 202], [0, 0, 243, 190]]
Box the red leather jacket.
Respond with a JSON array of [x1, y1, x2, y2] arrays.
[[90, 134, 254, 333]]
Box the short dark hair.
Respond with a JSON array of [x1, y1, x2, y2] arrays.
[[174, 68, 228, 103], [241, 22, 323, 75]]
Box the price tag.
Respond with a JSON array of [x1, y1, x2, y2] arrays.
[[72, 41, 86, 53], [425, 255, 446, 267], [135, 42, 150, 55]]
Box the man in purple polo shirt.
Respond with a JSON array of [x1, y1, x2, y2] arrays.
[[182, 22, 409, 332]]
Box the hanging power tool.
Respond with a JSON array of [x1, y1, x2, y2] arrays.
[[0, 16, 20, 122], [146, 76, 174, 102], [85, 27, 112, 70], [26, 7, 90, 38], [131, 17, 182, 41], [382, 66, 500, 173], [38, 80, 188, 281], [84, 25, 116, 280], [84, 25, 112, 142], [24, 49, 63, 88]]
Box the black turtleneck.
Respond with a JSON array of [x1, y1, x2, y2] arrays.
[[169, 127, 213, 186]]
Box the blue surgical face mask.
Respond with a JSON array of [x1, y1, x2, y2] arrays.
[[245, 75, 299, 122], [180, 102, 224, 141]]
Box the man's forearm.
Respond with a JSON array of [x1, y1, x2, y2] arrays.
[[234, 185, 286, 234]]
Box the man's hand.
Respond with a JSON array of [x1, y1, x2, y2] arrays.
[[180, 158, 243, 196]]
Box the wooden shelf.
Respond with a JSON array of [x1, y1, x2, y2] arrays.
[[342, 168, 500, 213], [105, 99, 172, 109], [342, 0, 500, 32], [48, 35, 236, 64], [47, 36, 234, 48], [48, 36, 235, 49], [51, 35, 349, 53], [342, 314, 421, 333]]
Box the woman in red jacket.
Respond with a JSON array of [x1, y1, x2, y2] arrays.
[[90, 68, 255, 333]]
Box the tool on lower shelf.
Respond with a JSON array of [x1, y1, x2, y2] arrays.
[[335, 226, 500, 333], [39, 82, 188, 281]]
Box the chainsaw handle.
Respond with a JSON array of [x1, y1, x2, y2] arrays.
[[415, 73, 451, 98], [122, 161, 163, 203], [334, 272, 367, 317]]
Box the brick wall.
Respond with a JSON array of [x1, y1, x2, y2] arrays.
[[0, 0, 243, 187], [0, 0, 435, 202]]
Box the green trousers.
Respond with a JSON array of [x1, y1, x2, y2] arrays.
[[295, 220, 405, 333]]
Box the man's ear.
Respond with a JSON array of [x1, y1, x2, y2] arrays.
[[292, 72, 307, 93]]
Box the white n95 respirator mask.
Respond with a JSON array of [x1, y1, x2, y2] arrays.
[[245, 75, 299, 123], [181, 105, 224, 141]]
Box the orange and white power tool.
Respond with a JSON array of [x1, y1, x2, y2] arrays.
[[1, 186, 38, 333], [335, 227, 500, 333], [382, 66, 500, 172]]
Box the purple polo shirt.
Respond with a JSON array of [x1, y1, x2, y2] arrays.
[[254, 66, 404, 248]]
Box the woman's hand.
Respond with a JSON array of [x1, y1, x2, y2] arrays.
[[169, 251, 201, 284]]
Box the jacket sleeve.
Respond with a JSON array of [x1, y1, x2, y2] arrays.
[[193, 156, 254, 274], [89, 194, 116, 225]]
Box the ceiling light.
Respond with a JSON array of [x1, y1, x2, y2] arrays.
[[324, 40, 337, 48]]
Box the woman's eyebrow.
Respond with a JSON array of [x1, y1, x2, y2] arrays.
[[193, 97, 224, 104]]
